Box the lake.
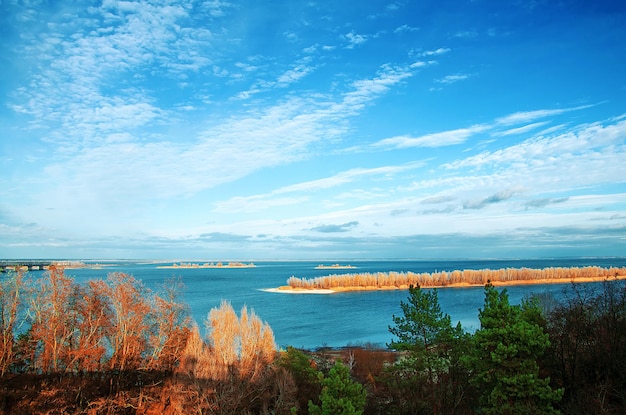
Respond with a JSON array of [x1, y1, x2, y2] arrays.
[[28, 258, 626, 350]]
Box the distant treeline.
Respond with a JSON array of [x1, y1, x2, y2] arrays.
[[286, 265, 626, 290]]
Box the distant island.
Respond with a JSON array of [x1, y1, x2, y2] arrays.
[[314, 264, 357, 269], [268, 265, 626, 294], [157, 262, 256, 269]]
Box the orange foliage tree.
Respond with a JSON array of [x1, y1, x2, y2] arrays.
[[106, 272, 153, 372], [0, 268, 24, 375], [67, 280, 113, 372], [28, 265, 77, 373]]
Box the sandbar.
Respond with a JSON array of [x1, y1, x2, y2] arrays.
[[269, 275, 626, 294]]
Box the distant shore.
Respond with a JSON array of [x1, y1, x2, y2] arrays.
[[314, 264, 357, 270], [157, 262, 256, 269]]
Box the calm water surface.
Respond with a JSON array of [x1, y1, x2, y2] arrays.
[[32, 258, 626, 349]]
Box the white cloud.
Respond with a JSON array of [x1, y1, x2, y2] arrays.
[[344, 31, 368, 48], [276, 64, 315, 86], [492, 121, 550, 137], [394, 24, 419, 33], [413, 47, 450, 57], [213, 162, 424, 213], [495, 104, 595, 126], [447, 118, 626, 171], [375, 125, 488, 148], [436, 73, 471, 84]]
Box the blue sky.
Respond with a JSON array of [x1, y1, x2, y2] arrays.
[[1, 0, 625, 260]]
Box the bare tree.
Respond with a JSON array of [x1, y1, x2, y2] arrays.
[[147, 277, 191, 371], [0, 268, 25, 375], [105, 272, 152, 372], [28, 266, 77, 373]]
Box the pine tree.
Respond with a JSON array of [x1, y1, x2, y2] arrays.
[[308, 361, 367, 415], [470, 283, 563, 415], [387, 284, 470, 414]]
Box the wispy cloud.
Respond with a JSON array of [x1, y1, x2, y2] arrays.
[[436, 73, 471, 84], [446, 117, 626, 171], [463, 189, 518, 210], [495, 104, 596, 125], [412, 47, 451, 57], [373, 105, 603, 154], [525, 197, 569, 209], [214, 162, 424, 213], [394, 24, 419, 33], [311, 221, 359, 233], [234, 60, 317, 100], [492, 121, 550, 137], [374, 125, 488, 149]]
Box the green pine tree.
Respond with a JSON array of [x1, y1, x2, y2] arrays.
[[469, 283, 563, 415], [308, 361, 367, 415], [387, 285, 471, 414]]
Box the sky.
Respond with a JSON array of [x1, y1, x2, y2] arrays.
[[1, 0, 625, 260]]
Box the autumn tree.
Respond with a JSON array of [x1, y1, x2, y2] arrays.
[[206, 300, 276, 380], [146, 277, 191, 371], [67, 280, 113, 372], [0, 268, 24, 375], [106, 272, 152, 371], [28, 266, 78, 373], [469, 283, 563, 415]]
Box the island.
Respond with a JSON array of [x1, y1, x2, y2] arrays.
[[157, 261, 256, 269], [267, 265, 626, 294], [314, 264, 357, 270]]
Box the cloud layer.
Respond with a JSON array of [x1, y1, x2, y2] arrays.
[[1, 0, 625, 259]]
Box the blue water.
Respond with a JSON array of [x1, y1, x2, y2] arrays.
[[26, 258, 626, 349]]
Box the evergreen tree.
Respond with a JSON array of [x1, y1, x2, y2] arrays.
[[387, 285, 471, 414], [308, 361, 366, 415], [279, 346, 323, 413], [470, 283, 563, 415]]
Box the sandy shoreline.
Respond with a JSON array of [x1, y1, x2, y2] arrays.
[[267, 275, 626, 294]]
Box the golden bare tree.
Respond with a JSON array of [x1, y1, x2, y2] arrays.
[[0, 268, 24, 375], [179, 301, 277, 381], [207, 300, 241, 378], [238, 305, 276, 380]]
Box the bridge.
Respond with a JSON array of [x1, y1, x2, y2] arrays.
[[0, 260, 54, 272]]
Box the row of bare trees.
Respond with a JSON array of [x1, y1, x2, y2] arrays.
[[0, 266, 276, 379], [287, 266, 626, 290]]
